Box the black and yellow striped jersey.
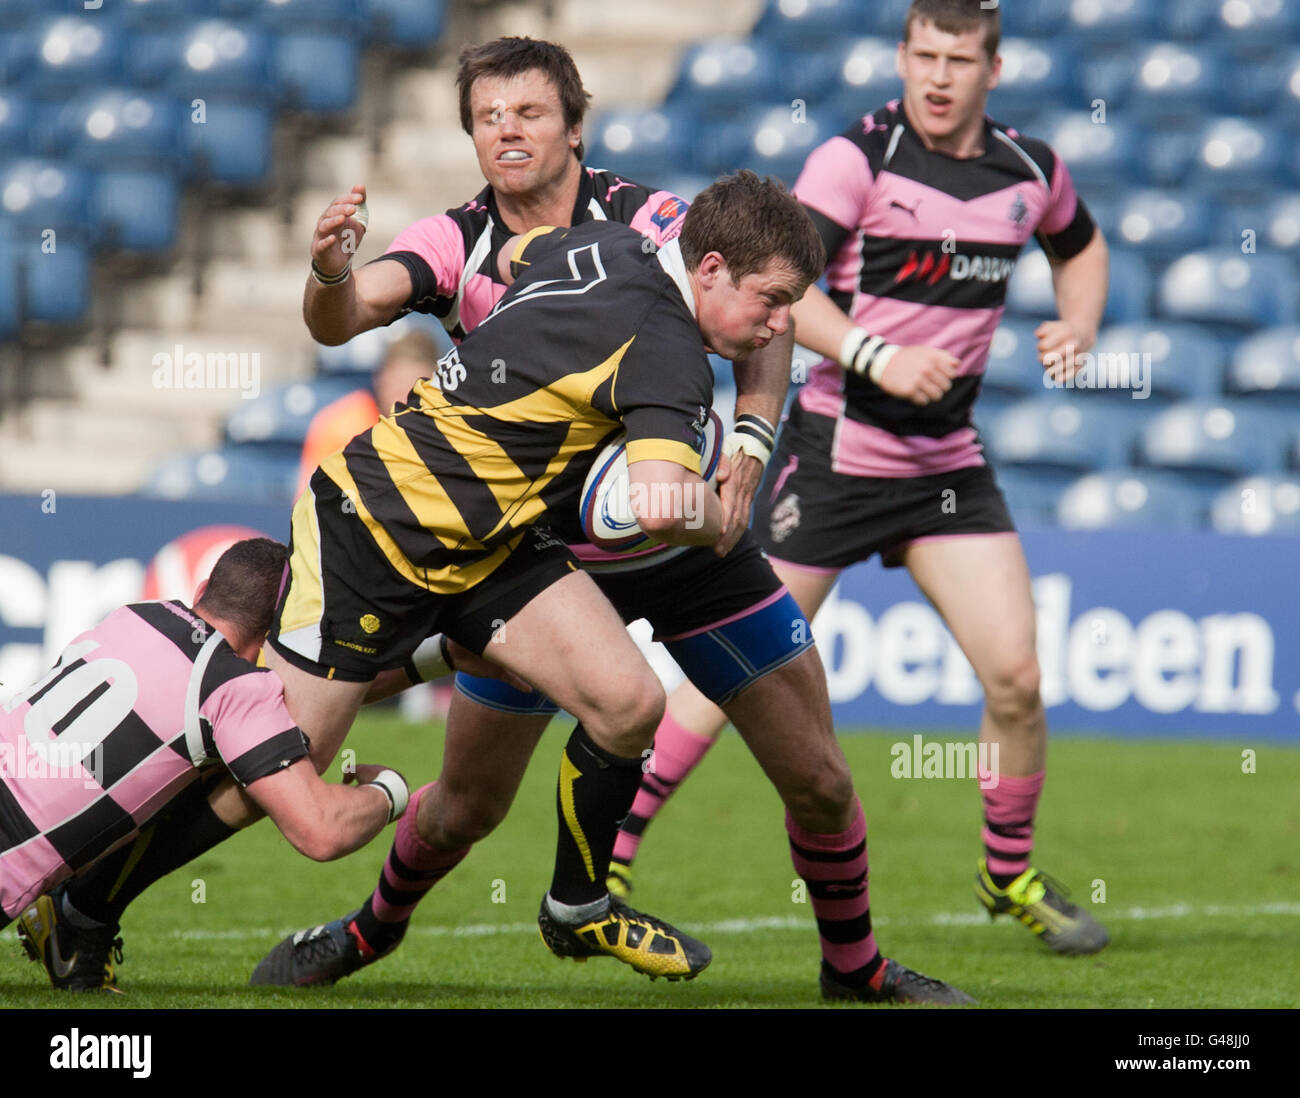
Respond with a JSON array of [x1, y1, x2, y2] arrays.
[[316, 220, 714, 596]]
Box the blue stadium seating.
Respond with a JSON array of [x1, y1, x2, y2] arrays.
[[237, 0, 362, 33], [1058, 469, 1207, 530], [113, 0, 224, 29], [999, 0, 1071, 38], [991, 466, 1072, 528], [1089, 323, 1227, 403], [668, 39, 783, 116], [1158, 250, 1298, 330], [588, 107, 697, 185], [315, 314, 451, 376], [0, 233, 19, 341], [182, 99, 274, 185], [711, 104, 841, 182], [1217, 193, 1300, 254], [362, 0, 447, 48], [1227, 46, 1299, 117], [47, 90, 184, 169], [159, 20, 274, 98], [1125, 43, 1226, 116], [224, 377, 369, 447], [1006, 246, 1151, 326], [23, 237, 91, 325], [92, 169, 180, 253], [143, 444, 298, 504], [1226, 327, 1300, 406], [863, 0, 911, 38], [981, 321, 1053, 400], [1138, 400, 1293, 484], [1211, 476, 1300, 534], [0, 160, 95, 241], [1182, 0, 1300, 45], [1032, 111, 1141, 194], [985, 396, 1141, 474], [825, 38, 903, 119], [0, 93, 38, 159], [1141, 121, 1202, 188], [1065, 0, 1161, 42], [753, 0, 874, 47], [986, 39, 1074, 117], [273, 33, 360, 113], [1112, 189, 1213, 260], [24, 17, 124, 92], [1191, 117, 1286, 189]]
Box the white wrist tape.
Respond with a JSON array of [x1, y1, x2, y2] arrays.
[[406, 632, 453, 683], [722, 413, 776, 469], [840, 327, 900, 385], [370, 769, 409, 823]]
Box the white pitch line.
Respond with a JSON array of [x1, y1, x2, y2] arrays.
[[147, 902, 1300, 943]]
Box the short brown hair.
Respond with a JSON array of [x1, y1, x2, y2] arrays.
[[382, 330, 439, 369], [195, 538, 288, 641], [456, 37, 592, 160], [679, 171, 825, 289], [904, 0, 1001, 60]]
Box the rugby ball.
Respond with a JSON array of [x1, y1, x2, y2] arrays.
[[579, 410, 722, 553]]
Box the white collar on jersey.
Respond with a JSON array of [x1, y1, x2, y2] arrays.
[[654, 238, 696, 318]]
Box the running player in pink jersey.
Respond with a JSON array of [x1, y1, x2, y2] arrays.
[[5, 539, 409, 990], [613, 0, 1112, 956]]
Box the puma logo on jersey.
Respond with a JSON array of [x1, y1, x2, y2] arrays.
[[889, 199, 921, 219]]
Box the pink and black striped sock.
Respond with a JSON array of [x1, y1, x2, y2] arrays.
[[982, 770, 1045, 889], [787, 800, 884, 987], [611, 712, 717, 866], [351, 782, 469, 956]]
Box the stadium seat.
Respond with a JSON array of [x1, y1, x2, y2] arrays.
[[863, 0, 912, 38], [667, 39, 783, 117], [1058, 469, 1207, 530], [224, 377, 370, 447], [22, 236, 91, 325], [1006, 246, 1151, 326], [0, 233, 20, 341], [1218, 192, 1300, 254], [115, 0, 224, 28], [1226, 327, 1300, 406], [989, 466, 1069, 528], [1211, 475, 1300, 534], [1125, 43, 1226, 117], [47, 90, 184, 170], [1141, 121, 1202, 188], [986, 39, 1074, 117], [827, 38, 904, 119], [711, 105, 841, 183], [1112, 189, 1213, 260], [0, 0, 39, 32], [981, 321, 1054, 400], [1191, 0, 1300, 45], [25, 16, 124, 92], [183, 99, 274, 185], [273, 33, 360, 114], [1065, 0, 1161, 41], [753, 0, 873, 46], [1089, 323, 1227, 403], [1137, 400, 1293, 484], [999, 0, 1070, 38], [587, 107, 697, 186], [238, 0, 363, 32], [92, 169, 180, 253], [0, 160, 95, 241], [160, 20, 274, 98], [1226, 46, 1299, 118], [0, 93, 38, 159], [985, 396, 1141, 474], [971, 388, 1018, 434], [362, 0, 447, 48], [315, 314, 450, 376], [1191, 117, 1286, 188], [1158, 250, 1298, 331], [1032, 111, 1141, 194], [143, 444, 299, 504]]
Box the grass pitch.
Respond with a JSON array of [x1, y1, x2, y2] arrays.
[[2, 711, 1296, 1009]]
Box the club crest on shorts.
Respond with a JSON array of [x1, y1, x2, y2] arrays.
[[769, 494, 801, 543]]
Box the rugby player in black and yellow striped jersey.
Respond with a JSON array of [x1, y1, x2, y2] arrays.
[[250, 173, 823, 982]]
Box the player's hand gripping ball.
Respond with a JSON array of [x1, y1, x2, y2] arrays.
[[579, 409, 721, 553]]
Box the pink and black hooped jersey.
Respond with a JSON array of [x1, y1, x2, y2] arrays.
[[0, 601, 308, 920], [793, 100, 1097, 478], [376, 166, 691, 341]]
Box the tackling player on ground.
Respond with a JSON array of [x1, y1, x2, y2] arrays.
[[611, 0, 1111, 957]]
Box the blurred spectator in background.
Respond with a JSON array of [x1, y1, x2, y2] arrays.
[[296, 330, 439, 495]]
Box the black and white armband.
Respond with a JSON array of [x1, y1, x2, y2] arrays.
[[403, 633, 456, 684], [840, 327, 900, 384], [722, 413, 777, 469], [369, 769, 409, 824]]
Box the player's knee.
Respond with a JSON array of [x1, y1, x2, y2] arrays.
[[781, 760, 854, 833], [581, 676, 665, 757], [984, 652, 1042, 725], [424, 786, 507, 849]]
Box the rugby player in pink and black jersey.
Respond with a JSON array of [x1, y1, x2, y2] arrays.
[[5, 539, 409, 990], [614, 0, 1113, 957]]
